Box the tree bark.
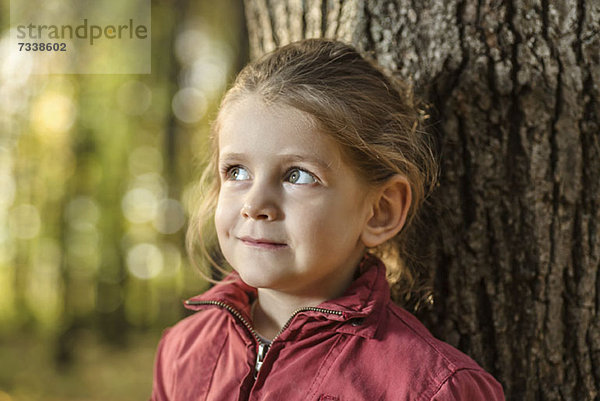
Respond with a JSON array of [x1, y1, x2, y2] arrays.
[[243, 0, 600, 400]]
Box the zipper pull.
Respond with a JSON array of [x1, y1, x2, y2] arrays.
[[254, 342, 268, 379]]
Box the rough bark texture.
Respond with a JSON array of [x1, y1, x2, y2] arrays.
[[243, 0, 600, 400]]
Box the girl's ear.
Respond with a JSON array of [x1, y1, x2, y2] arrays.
[[361, 175, 412, 248]]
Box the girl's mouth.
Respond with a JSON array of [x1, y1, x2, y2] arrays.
[[238, 236, 288, 250]]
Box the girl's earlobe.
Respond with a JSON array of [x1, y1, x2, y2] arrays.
[[361, 175, 412, 248]]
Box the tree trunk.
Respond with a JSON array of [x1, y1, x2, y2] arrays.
[[243, 0, 600, 400]]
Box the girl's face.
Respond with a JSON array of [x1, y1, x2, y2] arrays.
[[214, 94, 375, 300]]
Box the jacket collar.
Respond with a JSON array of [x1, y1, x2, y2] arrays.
[[184, 253, 390, 339], [320, 254, 389, 338]]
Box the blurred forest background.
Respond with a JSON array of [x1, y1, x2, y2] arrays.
[[0, 0, 247, 399]]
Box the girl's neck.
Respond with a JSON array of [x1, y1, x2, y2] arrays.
[[250, 252, 366, 339], [252, 270, 358, 340], [252, 289, 326, 339]]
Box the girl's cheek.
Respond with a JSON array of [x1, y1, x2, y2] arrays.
[[215, 193, 237, 229], [214, 198, 227, 230]]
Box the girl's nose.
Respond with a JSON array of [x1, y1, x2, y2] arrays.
[[241, 203, 279, 220], [240, 185, 280, 221]]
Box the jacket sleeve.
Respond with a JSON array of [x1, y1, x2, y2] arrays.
[[430, 368, 505, 401], [150, 328, 174, 401]]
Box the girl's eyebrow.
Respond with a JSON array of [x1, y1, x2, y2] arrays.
[[218, 152, 245, 162], [278, 153, 333, 171], [218, 152, 333, 171]]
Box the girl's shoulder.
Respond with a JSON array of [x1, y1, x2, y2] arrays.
[[365, 300, 505, 400], [383, 301, 483, 369], [157, 304, 232, 355], [159, 277, 256, 352]]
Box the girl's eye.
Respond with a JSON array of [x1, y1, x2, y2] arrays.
[[226, 166, 250, 181], [286, 168, 317, 185]]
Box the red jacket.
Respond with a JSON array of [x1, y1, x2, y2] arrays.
[[151, 256, 504, 400]]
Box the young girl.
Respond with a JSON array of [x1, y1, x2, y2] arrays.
[[151, 39, 505, 400]]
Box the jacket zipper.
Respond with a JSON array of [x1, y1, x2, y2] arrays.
[[185, 300, 344, 379], [271, 306, 345, 342], [254, 342, 268, 378]]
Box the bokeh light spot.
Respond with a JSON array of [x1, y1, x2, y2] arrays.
[[174, 29, 211, 65], [31, 92, 76, 139], [122, 188, 158, 224], [126, 243, 163, 279], [185, 59, 227, 93], [153, 199, 186, 234], [132, 172, 167, 200], [171, 87, 207, 124]]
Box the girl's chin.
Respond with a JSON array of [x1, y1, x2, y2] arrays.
[[235, 268, 291, 290]]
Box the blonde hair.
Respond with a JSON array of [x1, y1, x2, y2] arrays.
[[187, 39, 438, 305]]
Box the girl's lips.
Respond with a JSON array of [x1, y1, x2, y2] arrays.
[[238, 236, 288, 250]]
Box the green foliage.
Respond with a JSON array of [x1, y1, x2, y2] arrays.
[[0, 0, 247, 398], [0, 332, 161, 400]]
